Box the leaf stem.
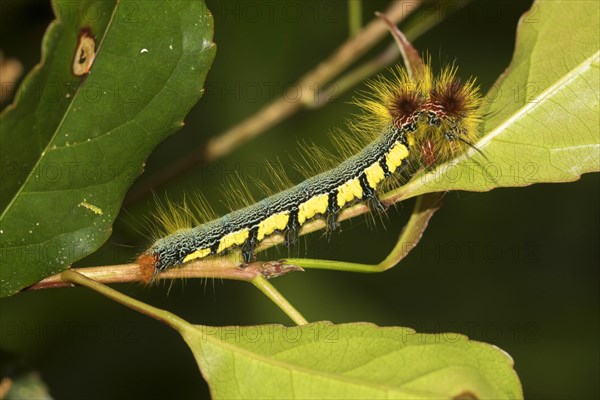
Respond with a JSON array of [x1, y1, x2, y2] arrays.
[[61, 270, 189, 332], [251, 275, 308, 326], [57, 263, 307, 326], [347, 0, 363, 37]]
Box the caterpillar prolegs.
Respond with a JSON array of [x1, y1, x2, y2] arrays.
[[137, 16, 482, 278]]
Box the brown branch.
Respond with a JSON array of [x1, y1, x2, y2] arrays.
[[28, 260, 303, 291]]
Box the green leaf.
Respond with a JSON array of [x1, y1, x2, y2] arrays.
[[391, 0, 599, 200], [181, 322, 523, 399], [0, 0, 215, 297]]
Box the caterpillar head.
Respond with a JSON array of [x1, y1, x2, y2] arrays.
[[371, 13, 484, 167], [413, 68, 483, 167]]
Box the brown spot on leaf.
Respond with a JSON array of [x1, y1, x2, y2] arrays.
[[72, 28, 96, 76]]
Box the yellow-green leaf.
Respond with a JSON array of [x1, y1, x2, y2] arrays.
[[181, 322, 523, 399]]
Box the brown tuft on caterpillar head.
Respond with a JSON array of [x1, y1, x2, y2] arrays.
[[137, 252, 158, 284], [430, 79, 466, 117], [389, 89, 423, 127]]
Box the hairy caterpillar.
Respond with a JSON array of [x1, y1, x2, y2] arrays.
[[137, 18, 482, 278]]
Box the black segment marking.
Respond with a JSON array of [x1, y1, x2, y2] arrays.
[[284, 209, 300, 246], [359, 173, 386, 213], [358, 173, 374, 198], [326, 190, 340, 231], [427, 111, 441, 127], [242, 226, 258, 263], [379, 159, 391, 178], [210, 240, 220, 256]]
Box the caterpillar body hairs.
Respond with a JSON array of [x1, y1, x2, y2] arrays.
[[137, 16, 483, 278]]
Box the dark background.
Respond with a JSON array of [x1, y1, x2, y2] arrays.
[[1, 0, 598, 399]]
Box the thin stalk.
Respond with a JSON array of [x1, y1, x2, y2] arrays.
[[61, 270, 189, 333], [251, 275, 308, 325], [348, 0, 363, 37]]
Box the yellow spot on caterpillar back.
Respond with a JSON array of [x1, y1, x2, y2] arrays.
[[257, 211, 289, 241], [337, 178, 363, 208], [298, 194, 329, 225], [217, 228, 249, 253], [364, 162, 386, 189], [183, 247, 211, 263], [385, 142, 409, 173]]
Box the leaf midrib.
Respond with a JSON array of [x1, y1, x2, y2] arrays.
[[480, 50, 600, 150]]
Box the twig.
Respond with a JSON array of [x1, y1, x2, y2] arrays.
[[206, 0, 419, 159], [28, 260, 303, 290]]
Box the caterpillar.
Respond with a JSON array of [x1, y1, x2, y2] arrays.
[[137, 18, 482, 279]]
